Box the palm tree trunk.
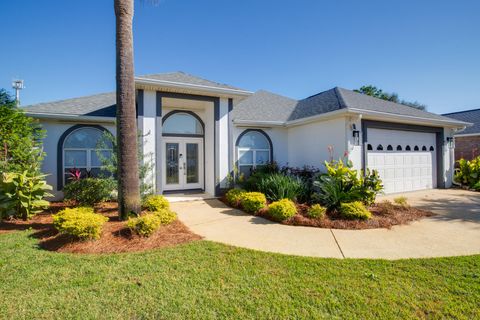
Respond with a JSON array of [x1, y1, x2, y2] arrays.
[[114, 0, 141, 219]]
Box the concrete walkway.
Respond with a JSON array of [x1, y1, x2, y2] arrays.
[[171, 189, 480, 259]]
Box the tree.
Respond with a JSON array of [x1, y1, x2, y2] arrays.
[[114, 0, 141, 219], [354, 85, 426, 110], [0, 89, 45, 173]]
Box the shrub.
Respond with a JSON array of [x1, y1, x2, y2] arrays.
[[312, 160, 383, 210], [0, 171, 53, 220], [127, 213, 162, 237], [455, 157, 480, 189], [240, 192, 267, 214], [153, 209, 177, 225], [53, 207, 108, 240], [339, 201, 372, 220], [268, 199, 297, 221], [307, 204, 326, 219], [376, 200, 395, 215], [63, 178, 114, 206], [393, 196, 409, 208], [256, 174, 308, 202], [225, 189, 246, 207], [142, 194, 170, 211]]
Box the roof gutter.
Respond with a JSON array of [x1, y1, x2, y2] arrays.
[[26, 112, 115, 123], [135, 77, 253, 97], [233, 120, 286, 128]]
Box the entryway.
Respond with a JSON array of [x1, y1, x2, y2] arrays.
[[162, 137, 204, 192]]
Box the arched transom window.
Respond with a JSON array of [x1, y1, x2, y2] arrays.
[[237, 130, 272, 177], [163, 112, 204, 136], [63, 127, 112, 183]]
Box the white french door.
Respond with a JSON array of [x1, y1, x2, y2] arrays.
[[162, 137, 204, 191]]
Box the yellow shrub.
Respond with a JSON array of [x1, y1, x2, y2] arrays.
[[225, 189, 246, 207], [339, 201, 371, 220], [142, 195, 170, 211], [307, 204, 326, 219], [240, 192, 267, 213], [53, 207, 108, 240], [127, 213, 162, 237], [393, 196, 409, 208], [153, 209, 177, 225], [268, 199, 297, 221]]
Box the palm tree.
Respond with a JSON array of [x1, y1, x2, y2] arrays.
[[114, 0, 141, 219]]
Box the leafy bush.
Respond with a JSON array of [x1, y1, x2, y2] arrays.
[[240, 192, 267, 214], [268, 199, 297, 221], [225, 189, 246, 207], [256, 174, 308, 202], [142, 195, 170, 211], [0, 171, 53, 220], [393, 196, 409, 208], [455, 157, 480, 189], [307, 204, 326, 219], [339, 201, 372, 220], [63, 178, 114, 206], [53, 207, 108, 240], [153, 209, 177, 225], [127, 213, 162, 237], [312, 160, 383, 210]]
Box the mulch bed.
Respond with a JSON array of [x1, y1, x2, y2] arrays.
[[222, 197, 434, 230], [0, 202, 202, 254]]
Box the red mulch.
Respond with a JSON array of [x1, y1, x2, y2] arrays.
[[222, 197, 434, 230], [0, 202, 202, 254]]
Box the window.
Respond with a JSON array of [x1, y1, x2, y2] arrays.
[[237, 130, 271, 177], [422, 146, 427, 151], [414, 145, 419, 151], [406, 145, 411, 151], [163, 112, 203, 135], [377, 144, 383, 151], [429, 146, 435, 151], [387, 145, 393, 151], [397, 145, 402, 151], [367, 144, 373, 151], [63, 127, 112, 183]]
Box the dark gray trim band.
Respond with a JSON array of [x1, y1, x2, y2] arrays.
[[57, 124, 110, 190], [214, 99, 220, 196], [361, 120, 445, 188], [136, 89, 144, 117], [227, 98, 234, 175]]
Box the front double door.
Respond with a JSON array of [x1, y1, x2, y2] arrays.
[[162, 137, 204, 191]]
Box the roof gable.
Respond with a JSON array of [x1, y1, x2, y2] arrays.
[[443, 108, 480, 134]]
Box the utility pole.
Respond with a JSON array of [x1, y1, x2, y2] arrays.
[[12, 79, 24, 106]]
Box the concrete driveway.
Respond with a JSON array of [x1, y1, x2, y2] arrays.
[[171, 189, 480, 259]]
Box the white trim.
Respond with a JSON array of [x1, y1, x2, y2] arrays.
[[26, 112, 115, 123], [135, 77, 252, 97]]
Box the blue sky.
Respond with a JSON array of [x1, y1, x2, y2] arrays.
[[1, 0, 479, 114]]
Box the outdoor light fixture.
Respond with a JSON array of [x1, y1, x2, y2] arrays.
[[446, 137, 455, 149], [352, 124, 360, 146]]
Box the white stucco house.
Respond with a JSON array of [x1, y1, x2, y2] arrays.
[[24, 72, 469, 199]]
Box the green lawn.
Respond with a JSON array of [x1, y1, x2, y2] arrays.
[[0, 230, 479, 319]]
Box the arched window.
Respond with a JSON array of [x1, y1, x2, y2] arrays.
[[367, 144, 373, 151], [237, 130, 272, 177], [397, 145, 402, 151], [387, 145, 393, 151], [422, 146, 427, 151], [429, 146, 435, 151], [63, 127, 112, 183], [406, 145, 411, 151], [414, 145, 419, 151], [163, 112, 204, 136], [377, 144, 383, 151]]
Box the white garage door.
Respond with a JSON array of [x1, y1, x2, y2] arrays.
[[366, 128, 437, 194]]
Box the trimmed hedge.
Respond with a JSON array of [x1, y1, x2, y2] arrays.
[[240, 192, 267, 214], [53, 207, 108, 240], [339, 201, 371, 220], [268, 199, 297, 221], [127, 213, 162, 237], [225, 189, 246, 207], [143, 195, 170, 211]]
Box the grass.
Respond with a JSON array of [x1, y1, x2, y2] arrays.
[[0, 231, 479, 319]]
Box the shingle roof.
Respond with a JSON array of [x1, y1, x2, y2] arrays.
[[136, 71, 244, 91], [233, 87, 465, 125], [23, 92, 116, 117], [443, 108, 480, 134]]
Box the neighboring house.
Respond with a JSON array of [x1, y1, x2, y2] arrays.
[[442, 108, 480, 161], [24, 72, 470, 198]]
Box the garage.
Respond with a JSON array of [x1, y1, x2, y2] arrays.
[[366, 128, 437, 194]]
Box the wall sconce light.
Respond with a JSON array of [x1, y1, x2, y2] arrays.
[[352, 124, 360, 146], [446, 137, 455, 149]]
